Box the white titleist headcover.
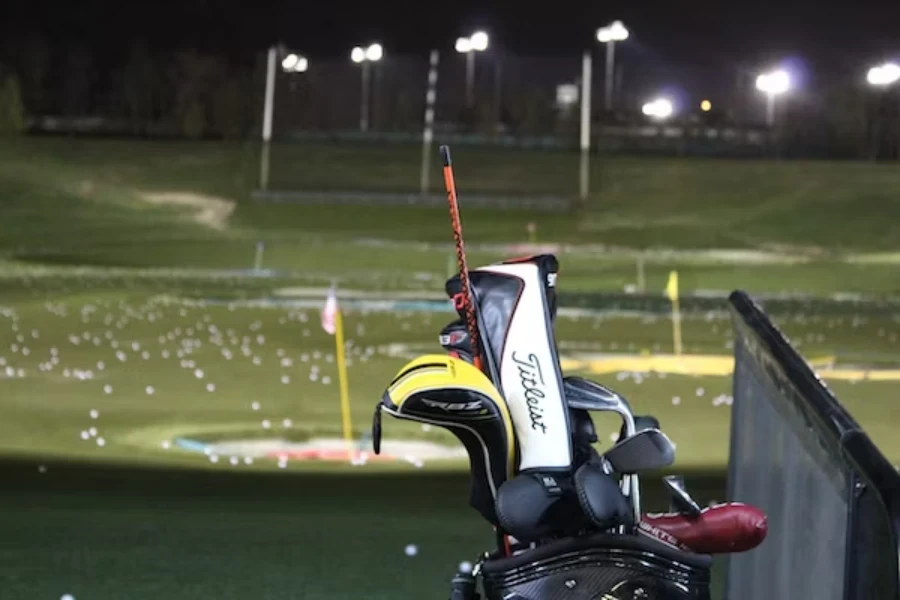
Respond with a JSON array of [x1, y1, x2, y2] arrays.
[[464, 256, 572, 472]]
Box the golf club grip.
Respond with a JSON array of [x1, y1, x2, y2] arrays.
[[440, 145, 483, 371]]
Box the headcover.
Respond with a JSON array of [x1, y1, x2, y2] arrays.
[[374, 354, 517, 525], [446, 255, 572, 473]]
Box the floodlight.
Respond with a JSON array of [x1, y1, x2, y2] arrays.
[[642, 97, 674, 119], [756, 70, 791, 95], [867, 62, 900, 86], [597, 20, 629, 43], [351, 47, 366, 64], [365, 43, 383, 62], [282, 54, 299, 71], [470, 31, 489, 51]]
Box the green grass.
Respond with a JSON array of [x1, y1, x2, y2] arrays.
[[0, 459, 729, 600], [5, 136, 900, 254], [2, 278, 899, 466], [3, 136, 900, 598], [3, 136, 900, 298], [1, 279, 899, 598]]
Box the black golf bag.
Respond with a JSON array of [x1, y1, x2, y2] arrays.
[[476, 533, 712, 600], [372, 252, 763, 600]]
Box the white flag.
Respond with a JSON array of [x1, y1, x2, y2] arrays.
[[321, 285, 338, 335]]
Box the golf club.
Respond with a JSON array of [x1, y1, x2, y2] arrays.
[[663, 474, 703, 517], [601, 428, 676, 474], [563, 376, 641, 524]]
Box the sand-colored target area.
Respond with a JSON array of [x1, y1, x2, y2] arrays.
[[560, 353, 900, 381]]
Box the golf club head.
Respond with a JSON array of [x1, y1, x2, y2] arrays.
[[620, 413, 660, 443], [438, 319, 475, 364], [573, 461, 633, 529], [602, 428, 676, 474], [564, 376, 636, 435], [376, 354, 516, 526], [663, 475, 703, 517]]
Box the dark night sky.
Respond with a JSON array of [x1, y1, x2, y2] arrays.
[[3, 0, 899, 108], [4, 0, 898, 62]]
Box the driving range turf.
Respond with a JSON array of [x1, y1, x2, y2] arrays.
[[3, 136, 900, 598]]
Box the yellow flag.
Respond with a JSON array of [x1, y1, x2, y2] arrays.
[[665, 270, 679, 304]]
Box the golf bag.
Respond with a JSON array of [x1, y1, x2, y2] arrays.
[[372, 252, 767, 600], [478, 532, 712, 600]]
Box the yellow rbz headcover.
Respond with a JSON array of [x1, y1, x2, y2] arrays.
[[372, 354, 517, 526]]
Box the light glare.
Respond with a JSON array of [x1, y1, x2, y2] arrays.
[[597, 20, 629, 43], [455, 37, 471, 53], [281, 54, 298, 71], [365, 43, 383, 62], [867, 63, 900, 86], [756, 69, 791, 95], [351, 47, 365, 64], [470, 31, 489, 51], [642, 97, 674, 119]]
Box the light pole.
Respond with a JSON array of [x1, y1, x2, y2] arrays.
[[455, 31, 489, 107], [260, 45, 309, 190], [351, 43, 384, 133], [755, 69, 791, 127], [596, 20, 629, 111]]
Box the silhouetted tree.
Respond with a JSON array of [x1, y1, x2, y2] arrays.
[[170, 50, 221, 138], [60, 45, 94, 115], [121, 41, 156, 133], [16, 36, 50, 114], [0, 71, 26, 134]]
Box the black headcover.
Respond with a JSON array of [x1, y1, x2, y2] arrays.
[[495, 473, 586, 542]]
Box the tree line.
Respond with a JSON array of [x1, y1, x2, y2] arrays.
[[0, 37, 898, 160], [0, 39, 259, 139]]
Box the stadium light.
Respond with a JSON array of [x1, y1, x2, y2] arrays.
[[596, 20, 629, 111], [700, 99, 712, 112], [350, 43, 385, 132], [596, 20, 629, 43], [756, 69, 791, 127], [281, 53, 308, 73], [456, 31, 490, 107], [867, 62, 900, 87], [470, 31, 489, 52], [365, 43, 384, 62], [642, 97, 674, 120], [756, 70, 791, 95]]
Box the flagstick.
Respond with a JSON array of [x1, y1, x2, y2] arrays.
[[672, 298, 683, 356], [665, 270, 683, 356], [333, 309, 354, 455]]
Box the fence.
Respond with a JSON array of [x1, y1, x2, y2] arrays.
[[725, 291, 900, 599]]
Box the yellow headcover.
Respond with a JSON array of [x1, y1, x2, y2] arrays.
[[378, 354, 517, 524]]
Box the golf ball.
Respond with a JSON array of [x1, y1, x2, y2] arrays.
[[404, 544, 418, 556], [458, 561, 473, 574]]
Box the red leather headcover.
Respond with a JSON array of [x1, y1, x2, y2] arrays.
[[639, 502, 768, 554]]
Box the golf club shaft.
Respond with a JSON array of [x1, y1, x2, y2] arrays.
[[440, 145, 483, 371]]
